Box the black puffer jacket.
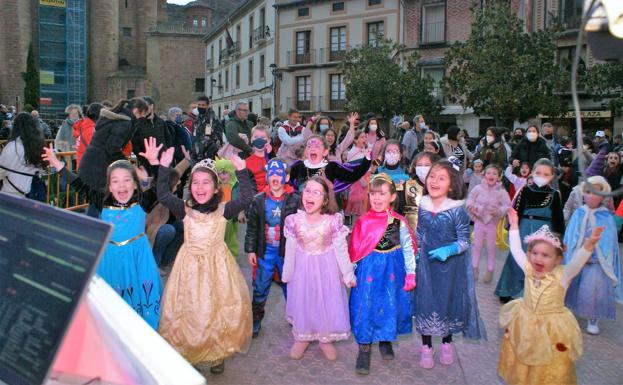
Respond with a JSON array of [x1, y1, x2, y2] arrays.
[[510, 136, 550, 168], [244, 191, 300, 259], [132, 115, 169, 175], [191, 108, 223, 162], [78, 108, 134, 191]]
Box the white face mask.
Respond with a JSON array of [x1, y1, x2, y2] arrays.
[[419, 122, 426, 129], [486, 135, 495, 144], [415, 166, 431, 182], [369, 124, 378, 131], [532, 176, 550, 187], [192, 108, 199, 116], [526, 132, 538, 142], [384, 152, 400, 166]]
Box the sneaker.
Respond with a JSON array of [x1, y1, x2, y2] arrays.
[[319, 342, 338, 361], [290, 341, 310, 359], [379, 341, 395, 360], [473, 267, 479, 281], [440, 342, 454, 365], [587, 319, 600, 335], [209, 360, 225, 374], [252, 320, 261, 338], [483, 269, 494, 284], [355, 344, 371, 375], [419, 345, 434, 369]]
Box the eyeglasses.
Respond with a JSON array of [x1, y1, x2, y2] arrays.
[[237, 109, 249, 112], [303, 188, 324, 197]]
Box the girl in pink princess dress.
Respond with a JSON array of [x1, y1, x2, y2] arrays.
[[282, 176, 356, 361]]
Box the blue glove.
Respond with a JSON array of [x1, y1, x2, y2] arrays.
[[428, 244, 460, 262]]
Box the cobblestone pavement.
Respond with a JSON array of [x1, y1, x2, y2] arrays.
[[191, 226, 623, 385]]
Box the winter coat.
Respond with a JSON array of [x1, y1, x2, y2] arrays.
[[440, 135, 473, 172], [55, 118, 77, 152], [78, 108, 134, 192], [225, 116, 253, 158], [465, 180, 511, 224], [244, 189, 301, 260], [132, 116, 169, 175], [165, 120, 192, 164], [72, 117, 96, 169], [190, 108, 223, 162], [475, 139, 508, 168], [510, 136, 550, 168]]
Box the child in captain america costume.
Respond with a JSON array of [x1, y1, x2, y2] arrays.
[[245, 158, 301, 337]]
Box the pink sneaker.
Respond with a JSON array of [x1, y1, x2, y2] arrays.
[[419, 345, 434, 369], [440, 342, 454, 365]]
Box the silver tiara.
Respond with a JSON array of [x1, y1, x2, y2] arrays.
[[191, 158, 220, 183], [524, 225, 562, 249]]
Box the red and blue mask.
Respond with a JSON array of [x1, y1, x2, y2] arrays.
[[266, 158, 288, 184]]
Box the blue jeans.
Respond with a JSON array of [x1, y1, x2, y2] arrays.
[[252, 245, 286, 329], [153, 220, 183, 266]]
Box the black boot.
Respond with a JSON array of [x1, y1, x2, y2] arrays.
[[379, 341, 395, 360], [499, 296, 512, 304], [355, 344, 371, 375], [210, 360, 225, 374]]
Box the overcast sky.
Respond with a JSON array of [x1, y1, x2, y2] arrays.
[[168, 0, 193, 4]]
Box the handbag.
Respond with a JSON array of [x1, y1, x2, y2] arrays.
[[0, 165, 47, 202], [496, 218, 509, 251]]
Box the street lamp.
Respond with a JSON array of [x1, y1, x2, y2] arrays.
[[270, 64, 282, 117], [210, 78, 223, 99]]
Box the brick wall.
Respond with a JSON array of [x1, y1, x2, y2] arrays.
[[89, 0, 119, 102], [0, 0, 33, 107]]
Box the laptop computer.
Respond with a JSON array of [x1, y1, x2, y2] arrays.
[[0, 193, 112, 385]]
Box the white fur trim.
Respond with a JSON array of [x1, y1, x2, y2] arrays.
[[420, 195, 465, 213]]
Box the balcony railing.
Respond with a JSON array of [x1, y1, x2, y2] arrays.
[[149, 22, 208, 35], [328, 98, 346, 111], [286, 49, 317, 66], [318, 46, 351, 64], [286, 97, 319, 112], [252, 26, 271, 45], [219, 42, 241, 65], [206, 58, 214, 71]]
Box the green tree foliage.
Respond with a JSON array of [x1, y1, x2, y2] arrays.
[[22, 43, 39, 110], [584, 61, 623, 116], [339, 39, 441, 122], [443, 1, 567, 126]]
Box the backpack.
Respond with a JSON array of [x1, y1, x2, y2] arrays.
[[0, 165, 47, 202]]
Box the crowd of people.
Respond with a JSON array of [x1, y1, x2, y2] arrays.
[[1, 96, 622, 384]]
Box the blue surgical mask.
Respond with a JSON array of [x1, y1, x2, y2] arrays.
[[175, 115, 183, 124], [319, 124, 329, 133], [419, 122, 426, 129]]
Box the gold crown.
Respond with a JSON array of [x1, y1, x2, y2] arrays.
[[191, 158, 220, 183], [371, 173, 395, 186]]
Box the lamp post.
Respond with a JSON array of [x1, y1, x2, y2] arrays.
[[269, 63, 282, 117]]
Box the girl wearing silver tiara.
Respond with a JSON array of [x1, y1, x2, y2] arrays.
[[141, 140, 254, 374], [499, 209, 603, 385]]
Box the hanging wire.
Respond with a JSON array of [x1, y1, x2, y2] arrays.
[[572, 0, 623, 197]]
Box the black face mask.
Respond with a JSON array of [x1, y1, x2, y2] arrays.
[[197, 107, 207, 115], [514, 134, 523, 140], [543, 133, 553, 140], [252, 137, 267, 149]]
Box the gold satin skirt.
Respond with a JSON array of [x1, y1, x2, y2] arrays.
[[158, 244, 252, 364]]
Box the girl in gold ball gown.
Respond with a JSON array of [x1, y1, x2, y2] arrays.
[[498, 208, 603, 385]]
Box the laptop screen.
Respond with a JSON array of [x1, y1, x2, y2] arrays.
[[0, 193, 112, 385]]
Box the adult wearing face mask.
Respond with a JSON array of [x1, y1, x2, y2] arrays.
[[54, 104, 83, 152], [190, 95, 223, 163], [165, 107, 192, 165], [510, 125, 550, 170], [363, 117, 385, 161], [475, 127, 508, 169], [541, 122, 561, 165], [508, 128, 525, 150], [402, 120, 420, 165], [440, 125, 473, 172]]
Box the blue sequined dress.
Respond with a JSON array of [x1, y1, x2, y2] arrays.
[[413, 197, 486, 339], [98, 203, 162, 329]]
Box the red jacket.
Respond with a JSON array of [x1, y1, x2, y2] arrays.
[[72, 117, 95, 169]]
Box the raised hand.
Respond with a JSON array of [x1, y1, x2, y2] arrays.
[[507, 208, 519, 230], [180, 145, 191, 161], [138, 137, 163, 166], [584, 226, 604, 252], [228, 154, 246, 171], [159, 147, 175, 168], [41, 143, 64, 171], [348, 112, 359, 127]]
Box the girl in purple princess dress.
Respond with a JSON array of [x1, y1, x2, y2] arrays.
[[282, 176, 356, 361]]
